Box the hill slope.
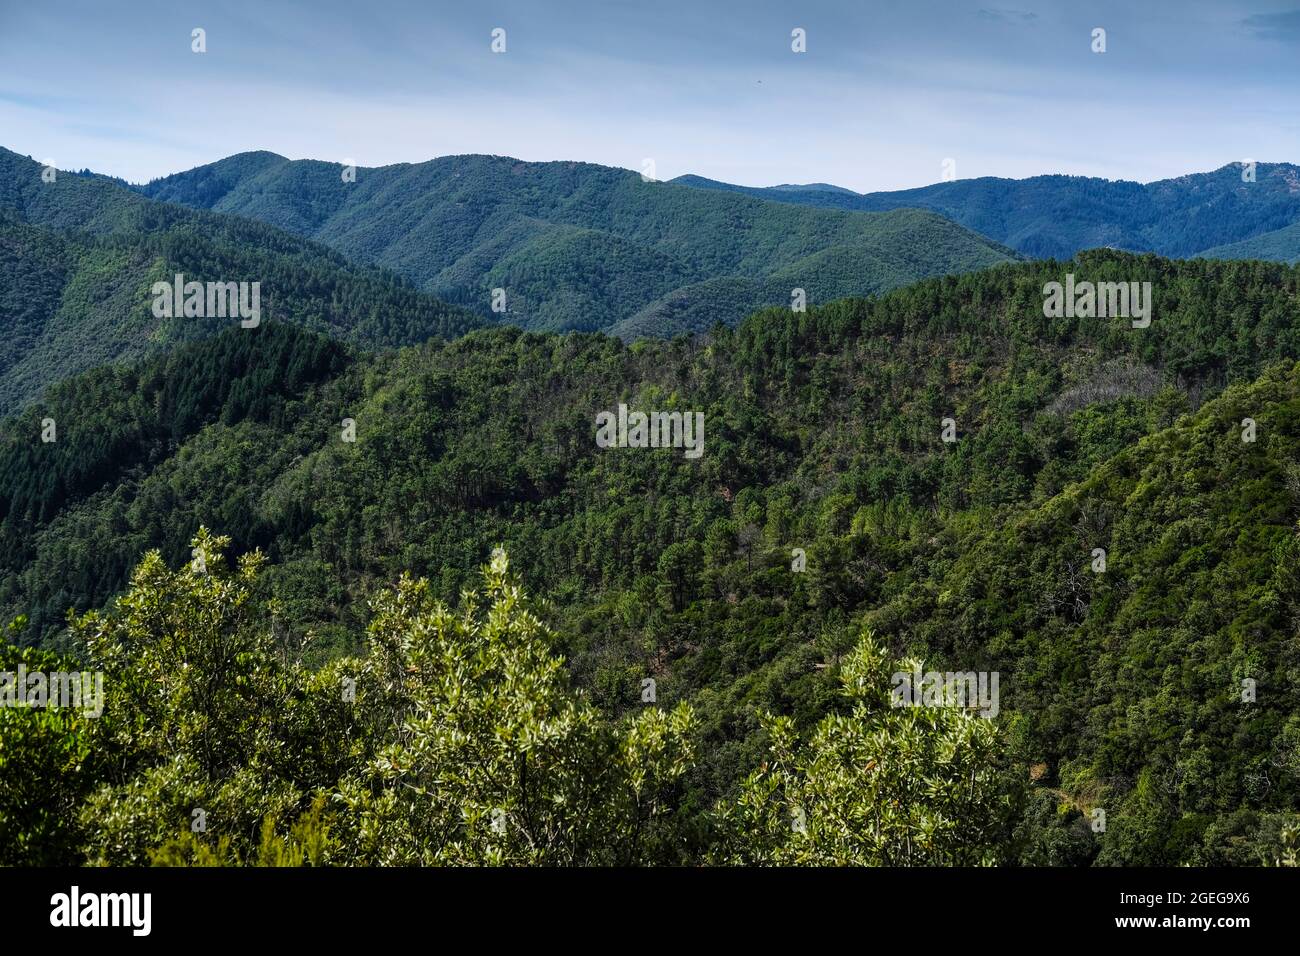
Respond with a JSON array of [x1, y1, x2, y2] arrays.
[[3, 251, 1300, 865], [0, 148, 485, 410], [1200, 219, 1300, 263], [136, 151, 1017, 335], [673, 163, 1300, 261]]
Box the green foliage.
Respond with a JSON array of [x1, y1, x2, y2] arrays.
[[335, 548, 697, 864], [0, 620, 104, 865], [136, 150, 1015, 335], [148, 796, 334, 867], [712, 630, 1017, 865], [6, 250, 1300, 865], [1201, 220, 1300, 264], [69, 528, 307, 864], [676, 162, 1300, 261], [0, 531, 1030, 866], [0, 147, 484, 410], [4, 534, 707, 865], [0, 324, 348, 526]]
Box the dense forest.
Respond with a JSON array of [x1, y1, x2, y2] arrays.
[[136, 150, 1016, 333], [675, 162, 1300, 261], [3, 249, 1300, 865], [1202, 219, 1300, 264], [0, 148, 485, 409]]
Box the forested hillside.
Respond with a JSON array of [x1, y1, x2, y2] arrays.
[[0, 148, 484, 410], [3, 251, 1300, 865], [674, 163, 1300, 261], [135, 151, 1016, 334], [1201, 220, 1300, 264]]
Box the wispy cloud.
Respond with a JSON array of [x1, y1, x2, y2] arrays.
[[1241, 9, 1300, 41], [977, 8, 1038, 23], [1, 0, 1297, 190]]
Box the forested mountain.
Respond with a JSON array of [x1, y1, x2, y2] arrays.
[[1200, 219, 1300, 264], [673, 163, 1300, 261], [135, 151, 1016, 334], [0, 147, 485, 410], [3, 251, 1300, 865]]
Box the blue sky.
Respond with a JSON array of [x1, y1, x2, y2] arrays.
[[2, 0, 1299, 190]]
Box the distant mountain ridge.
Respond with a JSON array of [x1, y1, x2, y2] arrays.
[[1199, 219, 1300, 264], [770, 182, 858, 195], [671, 164, 1300, 261], [0, 146, 485, 410], [135, 151, 1017, 336]]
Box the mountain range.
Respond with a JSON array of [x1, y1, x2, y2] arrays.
[[673, 163, 1300, 262], [9, 145, 1300, 416], [135, 151, 1018, 338], [7, 135, 1300, 865], [0, 147, 485, 411]]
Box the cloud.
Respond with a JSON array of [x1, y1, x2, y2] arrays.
[[1242, 9, 1300, 41], [3, 0, 1296, 190], [977, 8, 1038, 23]]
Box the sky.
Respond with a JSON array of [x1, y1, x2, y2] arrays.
[[2, 0, 1299, 191]]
